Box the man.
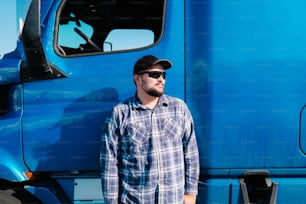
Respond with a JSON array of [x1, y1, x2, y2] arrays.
[[101, 55, 200, 204]]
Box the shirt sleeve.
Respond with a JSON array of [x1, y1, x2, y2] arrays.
[[182, 104, 200, 195], [100, 109, 120, 203]]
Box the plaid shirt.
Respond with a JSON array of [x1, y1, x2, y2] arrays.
[[101, 94, 199, 204]]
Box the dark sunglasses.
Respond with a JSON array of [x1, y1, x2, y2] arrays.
[[138, 71, 166, 79]]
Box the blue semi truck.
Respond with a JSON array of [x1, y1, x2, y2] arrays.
[[1, 0, 306, 203]]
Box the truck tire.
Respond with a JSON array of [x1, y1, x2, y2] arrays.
[[0, 189, 22, 204], [0, 189, 42, 204]]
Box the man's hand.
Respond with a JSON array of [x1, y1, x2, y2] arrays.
[[184, 194, 196, 204]]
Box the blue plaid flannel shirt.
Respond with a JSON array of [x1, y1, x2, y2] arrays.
[[101, 94, 199, 204]]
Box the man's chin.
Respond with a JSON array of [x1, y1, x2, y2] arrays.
[[147, 90, 164, 97]]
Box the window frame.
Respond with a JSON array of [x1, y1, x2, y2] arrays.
[[53, 0, 167, 57]]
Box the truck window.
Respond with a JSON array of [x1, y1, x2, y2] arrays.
[[103, 29, 154, 52], [58, 14, 93, 49], [55, 0, 165, 56]]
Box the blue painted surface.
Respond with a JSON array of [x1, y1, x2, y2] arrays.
[[186, 0, 306, 170], [0, 52, 21, 85], [1, 0, 306, 202], [0, 84, 28, 181]]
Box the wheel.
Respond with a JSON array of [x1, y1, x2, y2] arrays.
[[0, 189, 22, 204], [0, 189, 42, 204]]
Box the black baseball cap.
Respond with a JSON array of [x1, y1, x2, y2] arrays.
[[133, 55, 172, 74]]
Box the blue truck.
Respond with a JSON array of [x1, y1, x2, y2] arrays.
[[1, 0, 306, 203]]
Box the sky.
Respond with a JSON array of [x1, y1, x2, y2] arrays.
[[0, 1, 17, 56]]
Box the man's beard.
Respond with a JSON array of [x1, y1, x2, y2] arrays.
[[146, 88, 164, 97]]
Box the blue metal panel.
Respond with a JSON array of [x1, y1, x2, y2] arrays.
[[197, 176, 306, 203], [186, 0, 306, 171], [0, 85, 28, 181], [274, 178, 306, 203], [26, 186, 62, 204], [197, 179, 230, 203], [0, 55, 21, 85]]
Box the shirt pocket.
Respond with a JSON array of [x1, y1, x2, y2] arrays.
[[120, 123, 150, 172], [124, 122, 150, 155], [163, 118, 183, 141]]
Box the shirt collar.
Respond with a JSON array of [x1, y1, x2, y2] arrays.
[[131, 94, 168, 110]]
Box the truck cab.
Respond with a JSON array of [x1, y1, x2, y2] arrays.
[[1, 0, 184, 203], [2, 0, 306, 203]]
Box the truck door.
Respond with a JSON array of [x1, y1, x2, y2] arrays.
[[21, 0, 185, 172]]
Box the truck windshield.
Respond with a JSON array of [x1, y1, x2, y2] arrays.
[[56, 0, 165, 56]]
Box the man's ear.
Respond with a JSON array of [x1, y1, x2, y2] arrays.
[[134, 74, 140, 84]]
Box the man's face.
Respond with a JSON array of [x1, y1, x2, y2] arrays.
[[136, 64, 166, 97]]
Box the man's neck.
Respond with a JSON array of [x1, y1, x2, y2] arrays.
[[137, 93, 160, 109]]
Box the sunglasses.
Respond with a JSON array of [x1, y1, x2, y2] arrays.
[[138, 71, 166, 79]]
